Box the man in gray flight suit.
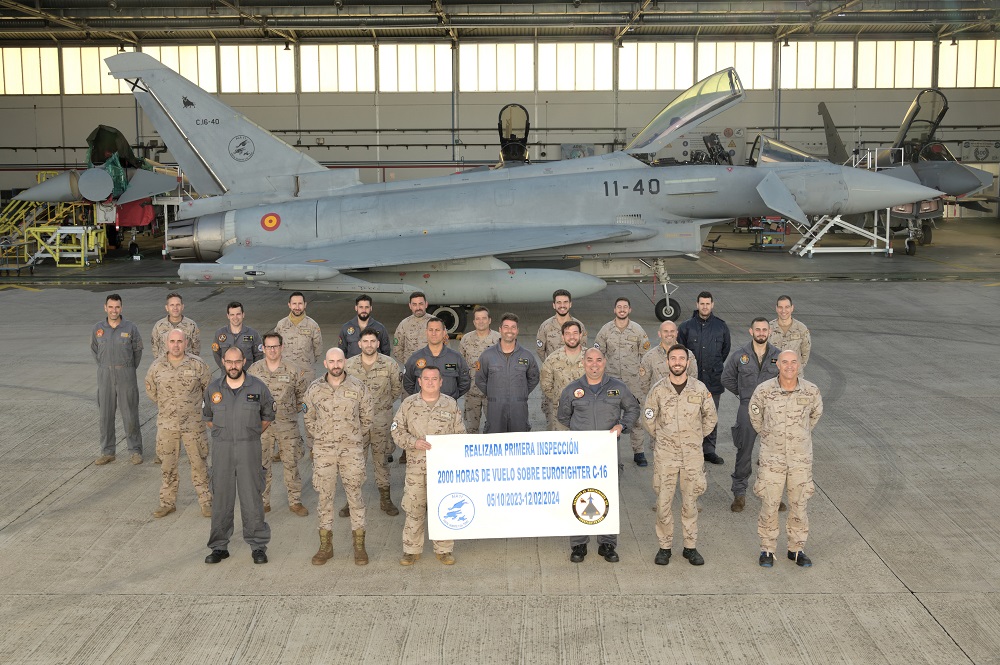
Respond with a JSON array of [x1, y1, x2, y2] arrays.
[[92, 293, 144, 465], [721, 317, 782, 513], [203, 347, 275, 565], [475, 313, 539, 433], [402, 317, 471, 400], [558, 348, 640, 564]]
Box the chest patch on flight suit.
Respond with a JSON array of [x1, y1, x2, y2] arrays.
[[218, 334, 227, 342], [211, 392, 223, 404], [687, 394, 701, 404], [797, 397, 811, 405], [444, 363, 458, 371], [574, 388, 585, 398], [347, 327, 355, 334], [416, 358, 427, 369], [518, 358, 529, 366], [242, 335, 254, 342], [120, 332, 130, 338], [750, 404, 760, 415], [644, 408, 654, 420], [739, 354, 749, 365], [247, 393, 260, 402], [607, 389, 620, 397], [96, 329, 104, 338]]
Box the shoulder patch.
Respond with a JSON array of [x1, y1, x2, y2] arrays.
[[573, 388, 585, 398], [393, 337, 399, 346], [643, 341, 650, 350], [474, 361, 481, 371], [391, 421, 398, 431], [536, 339, 543, 348], [96, 329, 104, 338], [212, 342, 220, 352], [644, 407, 654, 420], [211, 392, 223, 404], [750, 403, 760, 415]]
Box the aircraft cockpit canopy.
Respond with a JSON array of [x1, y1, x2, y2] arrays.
[[625, 68, 745, 163], [498, 103, 530, 164], [890, 89, 949, 163], [747, 134, 824, 167]]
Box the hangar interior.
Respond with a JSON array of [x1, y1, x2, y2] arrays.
[[0, 0, 998, 204]]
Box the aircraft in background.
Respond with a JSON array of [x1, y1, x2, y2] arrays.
[[818, 89, 995, 249], [98, 54, 941, 330]]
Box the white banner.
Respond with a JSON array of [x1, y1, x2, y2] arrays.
[[425, 430, 620, 541]]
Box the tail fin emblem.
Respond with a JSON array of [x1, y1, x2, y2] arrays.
[[229, 135, 255, 162]]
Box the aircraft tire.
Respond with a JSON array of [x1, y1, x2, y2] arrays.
[[905, 239, 917, 256], [430, 305, 467, 335], [919, 224, 932, 245], [654, 298, 681, 323]]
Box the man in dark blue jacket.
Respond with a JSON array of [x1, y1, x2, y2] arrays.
[[677, 291, 731, 465]]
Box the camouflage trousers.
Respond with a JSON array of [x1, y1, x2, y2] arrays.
[[400, 454, 454, 555], [365, 410, 393, 489], [156, 428, 211, 509], [653, 461, 707, 549], [261, 420, 304, 507], [754, 464, 815, 553], [463, 391, 485, 433], [313, 442, 367, 531]]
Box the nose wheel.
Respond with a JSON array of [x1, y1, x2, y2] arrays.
[[655, 297, 681, 322], [640, 258, 682, 322]]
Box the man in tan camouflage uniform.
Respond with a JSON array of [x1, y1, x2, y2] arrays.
[[392, 365, 465, 566], [274, 291, 323, 382], [594, 297, 652, 466], [341, 328, 403, 517], [769, 295, 811, 376], [392, 291, 429, 365], [642, 344, 717, 567], [150, 291, 201, 358], [539, 320, 585, 431], [303, 347, 375, 566], [459, 306, 500, 433], [749, 350, 823, 568], [536, 289, 588, 427], [639, 320, 698, 398], [144, 329, 213, 518], [248, 332, 309, 517]]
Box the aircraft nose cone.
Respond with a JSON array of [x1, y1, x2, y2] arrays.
[[839, 166, 944, 214]]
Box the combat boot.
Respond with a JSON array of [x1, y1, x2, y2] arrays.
[[311, 529, 333, 565], [352, 529, 369, 566], [339, 502, 350, 517], [379, 487, 400, 516]]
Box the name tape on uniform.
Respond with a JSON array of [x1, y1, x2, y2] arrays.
[[426, 430, 619, 541]]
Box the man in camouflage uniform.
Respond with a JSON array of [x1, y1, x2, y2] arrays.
[[769, 295, 812, 376], [92, 293, 144, 465], [145, 329, 213, 518], [339, 294, 391, 358], [639, 320, 698, 398], [536, 289, 588, 427], [594, 296, 651, 466], [475, 313, 539, 434], [642, 344, 718, 567], [721, 317, 782, 514], [150, 291, 201, 358], [459, 306, 500, 433], [303, 347, 375, 566], [539, 320, 585, 431], [392, 365, 465, 566], [274, 291, 323, 382], [212, 301, 263, 373], [749, 350, 823, 568], [392, 291, 429, 365], [342, 328, 403, 517], [248, 332, 309, 517]]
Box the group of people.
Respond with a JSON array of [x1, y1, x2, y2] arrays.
[[90, 287, 821, 569]]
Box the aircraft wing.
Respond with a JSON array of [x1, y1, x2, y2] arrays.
[[182, 225, 643, 282]]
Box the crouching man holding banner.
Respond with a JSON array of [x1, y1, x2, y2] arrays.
[[557, 348, 640, 564], [392, 365, 466, 566]]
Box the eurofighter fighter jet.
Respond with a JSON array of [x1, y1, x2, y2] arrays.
[[102, 54, 941, 328]]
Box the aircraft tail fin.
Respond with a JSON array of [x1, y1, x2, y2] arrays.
[[105, 52, 356, 197], [817, 102, 851, 165]]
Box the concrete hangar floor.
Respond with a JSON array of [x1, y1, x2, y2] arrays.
[[0, 217, 998, 663]]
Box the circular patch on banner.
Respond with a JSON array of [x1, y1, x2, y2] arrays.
[[644, 408, 654, 420], [260, 213, 281, 231], [573, 488, 609, 525], [96, 329, 104, 338], [573, 388, 585, 398], [416, 358, 427, 369], [211, 392, 223, 404], [438, 492, 475, 530]]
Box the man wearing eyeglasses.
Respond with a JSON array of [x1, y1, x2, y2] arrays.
[[248, 332, 310, 517]]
